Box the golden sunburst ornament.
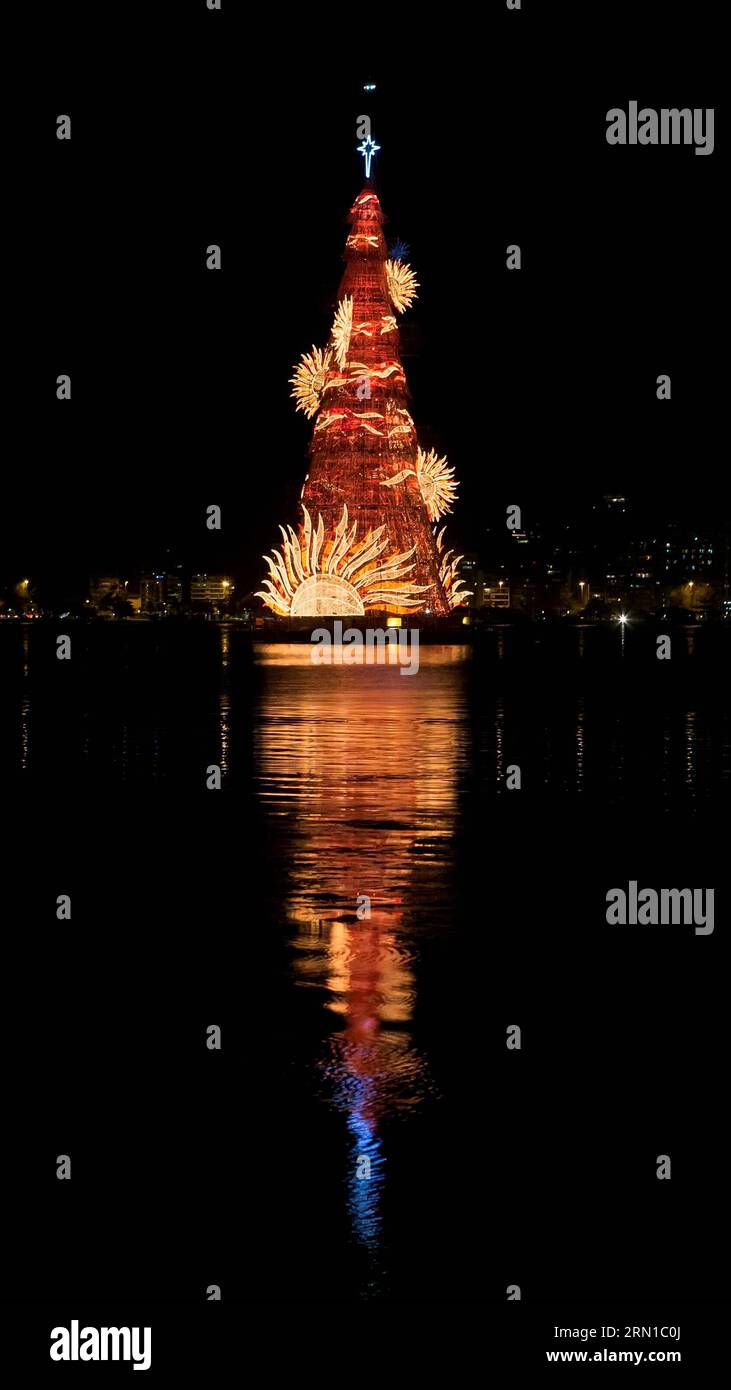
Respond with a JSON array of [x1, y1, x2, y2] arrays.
[[331, 296, 353, 367], [385, 260, 419, 313], [256, 504, 432, 617], [415, 448, 457, 520], [435, 526, 473, 609], [380, 447, 458, 521], [289, 345, 333, 418]]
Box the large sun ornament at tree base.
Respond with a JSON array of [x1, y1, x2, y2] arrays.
[[380, 447, 458, 522], [435, 526, 474, 609], [256, 504, 433, 618], [289, 345, 333, 418], [385, 259, 419, 313]]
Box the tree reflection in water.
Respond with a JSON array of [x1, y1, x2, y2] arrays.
[[254, 643, 469, 1289]]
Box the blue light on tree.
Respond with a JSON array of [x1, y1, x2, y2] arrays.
[[389, 239, 410, 263]]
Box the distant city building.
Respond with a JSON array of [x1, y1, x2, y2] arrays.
[[140, 574, 166, 615], [481, 573, 510, 608], [165, 573, 183, 607], [89, 576, 125, 608], [139, 571, 185, 615], [459, 554, 488, 607], [190, 574, 233, 607], [662, 530, 718, 581]]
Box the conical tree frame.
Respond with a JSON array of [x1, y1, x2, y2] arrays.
[[258, 188, 471, 619]]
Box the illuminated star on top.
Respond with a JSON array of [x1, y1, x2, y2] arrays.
[[357, 135, 381, 178]]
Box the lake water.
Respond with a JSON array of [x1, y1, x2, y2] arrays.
[[1, 622, 728, 1301]]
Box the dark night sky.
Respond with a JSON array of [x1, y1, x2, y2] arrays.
[[4, 2, 726, 601]]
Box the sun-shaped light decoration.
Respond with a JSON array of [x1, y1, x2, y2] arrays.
[[385, 259, 419, 313], [415, 448, 458, 521], [331, 296, 353, 367], [256, 504, 432, 617], [435, 525, 473, 609], [380, 446, 458, 521], [289, 345, 333, 418]]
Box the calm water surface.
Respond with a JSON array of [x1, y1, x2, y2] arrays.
[[2, 622, 729, 1298]]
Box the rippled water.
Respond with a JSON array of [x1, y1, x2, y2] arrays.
[[2, 622, 729, 1299], [253, 646, 468, 1280]]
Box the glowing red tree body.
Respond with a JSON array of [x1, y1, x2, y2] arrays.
[[258, 188, 469, 619]]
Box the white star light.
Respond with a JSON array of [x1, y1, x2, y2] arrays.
[[357, 136, 381, 178]]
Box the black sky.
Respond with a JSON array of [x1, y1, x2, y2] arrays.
[[4, 1, 726, 598]]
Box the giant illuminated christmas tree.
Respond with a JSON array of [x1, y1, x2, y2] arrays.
[[257, 136, 471, 619]]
